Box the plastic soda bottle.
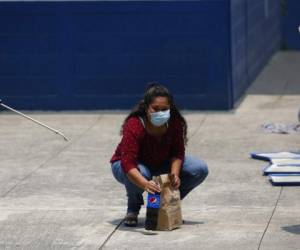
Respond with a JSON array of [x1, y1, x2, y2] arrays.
[[145, 192, 160, 230]]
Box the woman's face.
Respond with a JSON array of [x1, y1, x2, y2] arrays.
[[147, 96, 170, 114]]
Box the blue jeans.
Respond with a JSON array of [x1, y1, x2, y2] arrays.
[[111, 156, 208, 214]]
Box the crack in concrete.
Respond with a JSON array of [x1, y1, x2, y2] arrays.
[[257, 187, 283, 250], [98, 219, 124, 250]]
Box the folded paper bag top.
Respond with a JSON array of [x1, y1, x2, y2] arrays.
[[145, 174, 183, 231]]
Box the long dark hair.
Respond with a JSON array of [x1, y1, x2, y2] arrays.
[[121, 82, 188, 145]]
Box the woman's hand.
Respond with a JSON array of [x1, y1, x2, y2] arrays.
[[170, 174, 181, 189], [170, 158, 182, 189], [144, 180, 161, 194]]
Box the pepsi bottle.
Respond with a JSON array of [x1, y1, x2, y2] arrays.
[[145, 192, 160, 230]]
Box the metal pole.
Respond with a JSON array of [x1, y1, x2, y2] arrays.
[[0, 99, 69, 141]]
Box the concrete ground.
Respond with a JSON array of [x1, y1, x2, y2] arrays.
[[0, 51, 299, 250]]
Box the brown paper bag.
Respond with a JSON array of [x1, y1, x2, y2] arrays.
[[153, 174, 183, 230]]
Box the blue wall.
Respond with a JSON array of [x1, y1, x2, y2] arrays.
[[282, 0, 300, 50], [0, 1, 281, 110], [231, 0, 281, 102], [0, 1, 231, 110]]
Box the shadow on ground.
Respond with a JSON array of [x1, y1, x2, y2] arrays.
[[108, 217, 205, 235], [282, 225, 300, 235]]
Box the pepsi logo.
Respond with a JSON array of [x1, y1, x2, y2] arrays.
[[149, 197, 157, 203]]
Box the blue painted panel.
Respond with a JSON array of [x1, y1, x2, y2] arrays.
[[0, 3, 59, 109], [282, 0, 300, 50], [0, 1, 232, 110], [231, 0, 281, 102], [246, 0, 281, 83]]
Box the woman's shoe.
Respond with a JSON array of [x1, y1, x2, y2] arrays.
[[124, 212, 138, 227]]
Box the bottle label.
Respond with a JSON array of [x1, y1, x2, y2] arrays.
[[147, 193, 160, 209]]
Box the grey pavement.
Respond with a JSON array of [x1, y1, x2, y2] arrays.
[[0, 51, 299, 250]]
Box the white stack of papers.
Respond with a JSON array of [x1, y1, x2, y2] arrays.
[[264, 164, 300, 174], [263, 158, 300, 175], [251, 151, 300, 186], [271, 158, 300, 166], [251, 152, 300, 161], [269, 174, 300, 185]]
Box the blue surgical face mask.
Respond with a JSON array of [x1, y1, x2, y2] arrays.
[[150, 109, 170, 127]]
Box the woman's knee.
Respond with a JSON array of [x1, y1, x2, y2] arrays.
[[111, 161, 126, 184], [112, 161, 152, 188], [193, 162, 208, 184], [137, 163, 152, 180], [198, 160, 209, 178], [183, 156, 209, 179]]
